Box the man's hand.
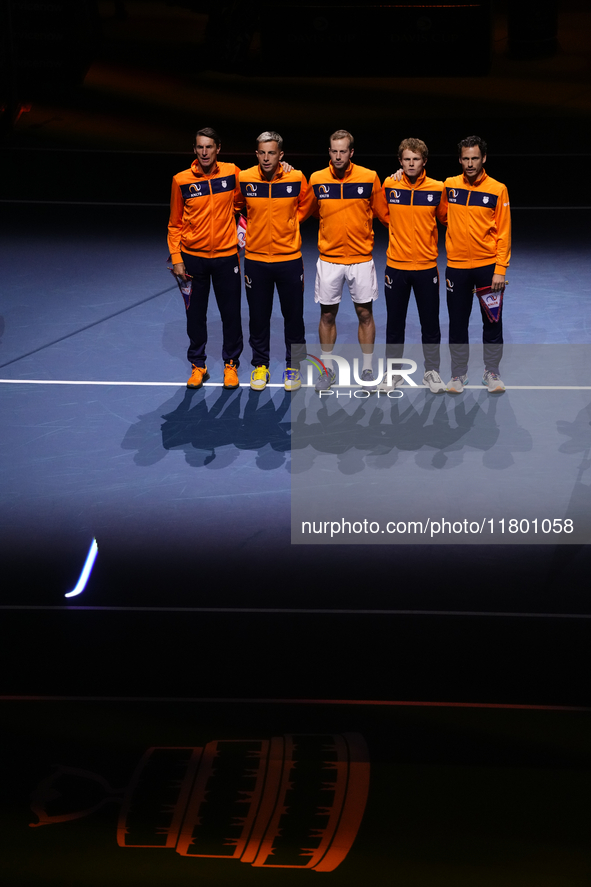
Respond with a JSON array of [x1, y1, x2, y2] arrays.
[[491, 273, 506, 292], [173, 262, 187, 280], [281, 161, 294, 173], [391, 168, 403, 182]]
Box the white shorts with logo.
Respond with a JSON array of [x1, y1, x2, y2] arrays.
[[314, 258, 378, 305]]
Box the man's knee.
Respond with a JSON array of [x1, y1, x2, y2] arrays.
[[320, 307, 338, 326], [355, 303, 374, 325]]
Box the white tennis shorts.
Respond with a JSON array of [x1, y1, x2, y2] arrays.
[[314, 258, 378, 305]]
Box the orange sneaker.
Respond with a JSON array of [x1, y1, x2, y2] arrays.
[[187, 365, 210, 389], [223, 360, 239, 389]]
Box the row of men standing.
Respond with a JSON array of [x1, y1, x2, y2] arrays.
[[167, 128, 511, 394]]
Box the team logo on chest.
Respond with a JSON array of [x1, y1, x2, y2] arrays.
[[287, 185, 292, 194], [357, 186, 364, 195], [427, 194, 433, 202], [482, 195, 489, 204], [221, 180, 227, 188]]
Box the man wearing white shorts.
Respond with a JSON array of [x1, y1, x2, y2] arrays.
[[301, 130, 387, 390]]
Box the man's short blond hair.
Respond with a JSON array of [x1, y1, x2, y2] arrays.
[[398, 138, 428, 161], [330, 129, 354, 149]]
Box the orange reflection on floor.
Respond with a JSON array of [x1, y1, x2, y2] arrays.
[[117, 733, 369, 872]]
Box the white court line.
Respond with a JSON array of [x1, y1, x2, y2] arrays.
[[1, 379, 591, 391], [0, 379, 284, 388]]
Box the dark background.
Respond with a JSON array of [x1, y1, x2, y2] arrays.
[[1, 3, 591, 883]]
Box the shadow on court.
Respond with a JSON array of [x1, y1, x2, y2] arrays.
[[122, 387, 293, 470], [291, 391, 533, 475]]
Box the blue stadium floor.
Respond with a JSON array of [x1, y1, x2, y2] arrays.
[[1, 204, 591, 611]]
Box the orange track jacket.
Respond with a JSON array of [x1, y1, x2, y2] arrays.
[[168, 160, 242, 264], [300, 162, 386, 265], [439, 170, 511, 275], [238, 165, 307, 263], [378, 170, 445, 270]]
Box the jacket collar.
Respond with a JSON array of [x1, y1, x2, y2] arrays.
[[258, 163, 284, 183], [462, 168, 487, 188], [191, 159, 220, 179], [329, 161, 354, 181], [403, 169, 427, 188]]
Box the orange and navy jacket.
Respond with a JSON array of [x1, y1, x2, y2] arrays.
[[378, 170, 444, 270], [439, 169, 511, 274], [300, 162, 387, 265], [167, 160, 242, 264], [238, 165, 307, 263]]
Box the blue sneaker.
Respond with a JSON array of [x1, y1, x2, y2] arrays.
[[283, 367, 301, 391], [315, 367, 337, 392]]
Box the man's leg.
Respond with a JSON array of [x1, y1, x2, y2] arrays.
[[319, 304, 339, 350], [274, 257, 306, 369], [473, 263, 503, 376], [347, 260, 378, 382], [244, 258, 274, 369], [314, 259, 345, 390], [411, 267, 441, 372], [384, 266, 411, 353], [210, 253, 243, 366], [315, 258, 345, 350], [181, 252, 212, 368], [354, 301, 375, 350], [446, 266, 474, 380]]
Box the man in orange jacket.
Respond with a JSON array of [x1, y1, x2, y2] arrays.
[[168, 127, 244, 390], [378, 138, 446, 393], [300, 130, 387, 390], [239, 131, 307, 392], [439, 135, 511, 393]]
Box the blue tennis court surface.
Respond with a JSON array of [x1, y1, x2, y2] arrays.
[[1, 204, 591, 611]]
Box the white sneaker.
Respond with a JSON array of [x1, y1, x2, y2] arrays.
[[315, 367, 337, 392], [377, 374, 404, 392], [423, 370, 446, 393], [447, 374, 468, 394], [483, 370, 505, 392], [360, 367, 379, 391]]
